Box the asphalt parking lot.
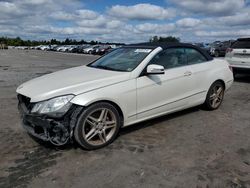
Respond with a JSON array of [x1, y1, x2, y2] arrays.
[[1, 49, 250, 188]]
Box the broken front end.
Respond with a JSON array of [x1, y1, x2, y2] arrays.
[[17, 94, 83, 146]]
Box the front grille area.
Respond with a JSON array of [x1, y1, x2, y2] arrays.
[[17, 94, 33, 111]]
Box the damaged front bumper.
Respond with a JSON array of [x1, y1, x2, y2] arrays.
[[21, 113, 70, 145], [17, 94, 83, 146]]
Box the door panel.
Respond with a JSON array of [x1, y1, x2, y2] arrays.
[[136, 66, 192, 119], [185, 48, 211, 104], [186, 63, 210, 106], [135, 47, 211, 120]]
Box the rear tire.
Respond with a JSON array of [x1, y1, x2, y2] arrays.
[[204, 81, 225, 110], [74, 102, 122, 150]]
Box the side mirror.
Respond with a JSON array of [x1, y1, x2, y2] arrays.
[[146, 64, 165, 75]]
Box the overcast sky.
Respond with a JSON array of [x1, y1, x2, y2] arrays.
[[0, 0, 250, 43]]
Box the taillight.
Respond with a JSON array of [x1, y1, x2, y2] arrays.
[[226, 48, 233, 53]]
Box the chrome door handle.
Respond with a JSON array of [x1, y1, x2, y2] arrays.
[[184, 71, 192, 76]]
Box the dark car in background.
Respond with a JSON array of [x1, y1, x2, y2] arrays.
[[75, 45, 87, 53], [194, 43, 210, 54], [210, 41, 233, 57], [92, 45, 111, 55], [104, 48, 116, 55]]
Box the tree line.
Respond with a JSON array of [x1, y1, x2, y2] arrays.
[[0, 37, 124, 46], [149, 36, 180, 43], [0, 35, 180, 47]]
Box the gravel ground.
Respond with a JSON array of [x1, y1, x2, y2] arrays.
[[0, 49, 250, 188]]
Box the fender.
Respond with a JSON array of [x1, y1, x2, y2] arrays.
[[70, 79, 137, 125]]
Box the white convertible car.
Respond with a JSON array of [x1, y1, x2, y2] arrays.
[[17, 43, 233, 150]]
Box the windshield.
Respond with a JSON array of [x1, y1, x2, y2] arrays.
[[88, 47, 152, 72]]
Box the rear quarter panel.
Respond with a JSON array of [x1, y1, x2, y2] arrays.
[[206, 59, 233, 91]]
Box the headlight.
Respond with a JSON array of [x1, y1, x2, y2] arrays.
[[31, 95, 74, 117]]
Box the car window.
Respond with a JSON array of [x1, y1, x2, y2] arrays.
[[185, 48, 207, 65], [88, 47, 152, 72], [231, 40, 250, 49], [149, 48, 187, 69]]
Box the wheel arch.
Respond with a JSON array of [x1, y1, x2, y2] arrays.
[[205, 79, 226, 99], [73, 99, 124, 150], [213, 79, 226, 89], [76, 99, 125, 123]]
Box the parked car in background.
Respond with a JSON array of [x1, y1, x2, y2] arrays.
[[225, 38, 250, 76], [92, 45, 111, 55], [40, 45, 50, 51], [48, 45, 59, 51], [56, 46, 68, 52], [74, 45, 90, 53], [194, 43, 210, 54], [104, 48, 116, 55], [83, 45, 100, 54], [65, 46, 71, 52], [15, 46, 29, 50], [210, 41, 232, 57], [66, 45, 77, 53], [34, 45, 41, 50], [16, 42, 233, 150], [11, 44, 125, 55]]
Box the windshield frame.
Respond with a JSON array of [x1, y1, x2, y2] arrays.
[[87, 46, 155, 72]]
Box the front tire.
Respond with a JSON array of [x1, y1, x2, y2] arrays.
[[74, 102, 122, 150], [204, 81, 225, 110]]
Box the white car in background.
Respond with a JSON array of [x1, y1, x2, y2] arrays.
[[16, 43, 233, 150], [15, 46, 29, 50], [40, 45, 50, 51], [83, 45, 100, 54], [225, 38, 250, 76], [56, 45, 69, 52]]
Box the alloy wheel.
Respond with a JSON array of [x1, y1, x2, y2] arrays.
[[82, 108, 117, 146], [209, 85, 224, 109]]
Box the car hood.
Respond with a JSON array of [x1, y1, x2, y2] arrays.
[[16, 65, 131, 102]]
